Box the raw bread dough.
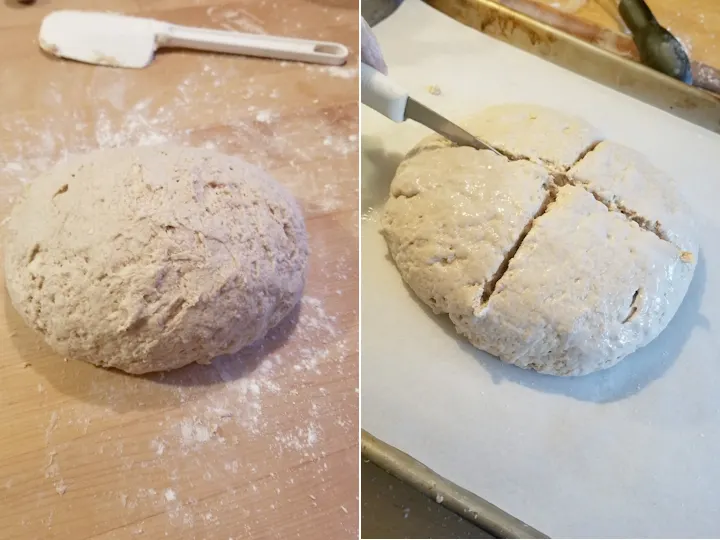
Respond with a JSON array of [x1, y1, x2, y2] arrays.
[[407, 103, 603, 171], [382, 104, 697, 376], [4, 146, 308, 374]]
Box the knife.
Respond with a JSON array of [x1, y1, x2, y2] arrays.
[[360, 63, 499, 154]]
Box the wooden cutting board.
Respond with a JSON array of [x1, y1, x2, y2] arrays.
[[0, 1, 358, 539]]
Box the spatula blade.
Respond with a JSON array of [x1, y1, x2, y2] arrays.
[[39, 10, 160, 69]]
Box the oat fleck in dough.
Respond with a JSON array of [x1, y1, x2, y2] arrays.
[[4, 146, 308, 374], [382, 104, 698, 376]]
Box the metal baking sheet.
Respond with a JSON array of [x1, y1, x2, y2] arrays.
[[361, 0, 720, 537], [427, 0, 720, 133], [362, 431, 548, 539]]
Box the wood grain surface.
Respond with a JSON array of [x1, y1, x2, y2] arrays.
[[0, 1, 359, 539]]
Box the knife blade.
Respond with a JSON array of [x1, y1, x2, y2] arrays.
[[404, 98, 496, 152], [360, 63, 500, 155]]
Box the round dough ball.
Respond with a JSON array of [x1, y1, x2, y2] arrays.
[[4, 146, 308, 374], [382, 104, 697, 376]]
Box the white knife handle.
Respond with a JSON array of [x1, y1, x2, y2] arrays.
[[360, 63, 408, 123], [158, 23, 348, 66]]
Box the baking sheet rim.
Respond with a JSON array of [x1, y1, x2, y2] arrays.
[[425, 0, 720, 133], [361, 430, 549, 539]]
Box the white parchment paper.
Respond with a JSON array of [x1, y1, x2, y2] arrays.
[[361, 1, 720, 537]]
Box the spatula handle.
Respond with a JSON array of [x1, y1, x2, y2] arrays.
[[360, 63, 408, 122], [159, 23, 348, 66]]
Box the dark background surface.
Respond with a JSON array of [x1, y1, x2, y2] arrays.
[[361, 460, 494, 539]]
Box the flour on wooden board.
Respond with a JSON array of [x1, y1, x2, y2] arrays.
[[36, 293, 356, 529], [305, 65, 359, 80], [2, 53, 357, 533], [206, 5, 268, 35], [0, 56, 358, 212]]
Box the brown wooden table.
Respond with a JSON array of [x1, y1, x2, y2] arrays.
[[533, 0, 720, 69], [482, 0, 720, 93], [0, 1, 359, 538]]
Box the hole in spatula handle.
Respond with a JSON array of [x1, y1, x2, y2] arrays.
[[313, 43, 348, 60]]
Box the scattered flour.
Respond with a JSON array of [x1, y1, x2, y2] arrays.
[[1, 40, 358, 536], [180, 417, 213, 445], [0, 55, 358, 214], [206, 6, 267, 35], [255, 109, 275, 123], [31, 284, 356, 530], [45, 412, 59, 443], [54, 480, 67, 496], [305, 65, 358, 79], [151, 439, 166, 456]]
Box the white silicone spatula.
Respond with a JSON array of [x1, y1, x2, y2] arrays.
[[38, 10, 349, 69]]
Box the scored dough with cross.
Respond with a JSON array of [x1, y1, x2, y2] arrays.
[[382, 104, 697, 376]]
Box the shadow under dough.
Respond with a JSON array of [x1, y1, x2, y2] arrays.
[[361, 134, 404, 215], [392, 248, 708, 404], [5, 289, 301, 414]]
